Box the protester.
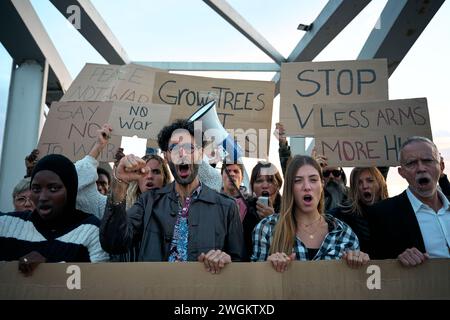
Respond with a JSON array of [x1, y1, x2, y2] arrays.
[[241, 161, 283, 261], [100, 119, 244, 274], [0, 154, 109, 276], [275, 122, 349, 211], [329, 167, 388, 252], [96, 167, 111, 195], [221, 162, 248, 221], [12, 177, 34, 212], [369, 136, 450, 265], [251, 155, 369, 272]]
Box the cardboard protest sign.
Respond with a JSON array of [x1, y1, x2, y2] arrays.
[[108, 102, 173, 139], [152, 72, 275, 159], [60, 63, 164, 103], [280, 59, 388, 136], [313, 98, 432, 167], [38, 101, 121, 162], [1, 259, 449, 299]]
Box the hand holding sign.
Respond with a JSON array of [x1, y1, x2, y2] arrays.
[[89, 123, 113, 160]]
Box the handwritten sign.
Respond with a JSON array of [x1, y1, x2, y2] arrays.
[[60, 63, 164, 103], [38, 101, 121, 162], [313, 98, 432, 167], [108, 102, 173, 139], [152, 72, 275, 158], [280, 59, 388, 136]]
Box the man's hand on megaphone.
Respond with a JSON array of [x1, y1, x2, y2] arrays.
[[115, 154, 148, 184]]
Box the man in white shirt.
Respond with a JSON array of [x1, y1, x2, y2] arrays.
[[369, 136, 450, 266]]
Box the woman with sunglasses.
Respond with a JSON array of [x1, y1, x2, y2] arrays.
[[329, 167, 388, 253], [251, 155, 369, 272], [241, 161, 283, 261]]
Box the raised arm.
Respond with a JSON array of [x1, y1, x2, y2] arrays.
[[100, 154, 148, 254], [75, 124, 112, 219]]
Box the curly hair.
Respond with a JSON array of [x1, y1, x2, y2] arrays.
[[157, 119, 205, 152]]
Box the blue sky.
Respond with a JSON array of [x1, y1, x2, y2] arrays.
[[1, 0, 449, 196]]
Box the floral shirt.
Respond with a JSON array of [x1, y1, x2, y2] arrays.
[[168, 184, 202, 262]]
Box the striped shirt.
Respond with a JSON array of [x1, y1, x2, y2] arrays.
[[0, 210, 109, 262], [251, 214, 359, 261]]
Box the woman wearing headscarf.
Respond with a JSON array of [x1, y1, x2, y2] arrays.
[[0, 154, 109, 276]]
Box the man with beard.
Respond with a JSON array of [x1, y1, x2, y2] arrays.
[[100, 119, 244, 274], [368, 136, 450, 266], [321, 165, 349, 212]]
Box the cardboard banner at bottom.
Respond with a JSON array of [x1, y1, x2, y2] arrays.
[[1, 260, 449, 299]]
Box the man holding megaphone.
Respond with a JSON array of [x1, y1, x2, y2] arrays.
[[101, 119, 244, 274]]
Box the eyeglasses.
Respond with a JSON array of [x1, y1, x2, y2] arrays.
[[168, 143, 197, 154], [323, 169, 342, 178], [14, 196, 33, 206]]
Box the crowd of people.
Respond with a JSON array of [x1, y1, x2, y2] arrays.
[[1, 119, 449, 277]]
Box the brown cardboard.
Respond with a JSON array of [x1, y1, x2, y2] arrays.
[[280, 59, 388, 136], [313, 98, 432, 167], [37, 101, 121, 162], [108, 101, 173, 139], [60, 63, 164, 103], [1, 260, 448, 300], [152, 72, 275, 159]]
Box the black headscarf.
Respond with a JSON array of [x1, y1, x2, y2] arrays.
[[31, 154, 78, 213]]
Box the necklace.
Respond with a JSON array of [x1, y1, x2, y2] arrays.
[[298, 215, 323, 239]]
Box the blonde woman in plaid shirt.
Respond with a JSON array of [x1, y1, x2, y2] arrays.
[[251, 155, 370, 272]]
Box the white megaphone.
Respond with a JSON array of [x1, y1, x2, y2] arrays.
[[188, 100, 243, 162]]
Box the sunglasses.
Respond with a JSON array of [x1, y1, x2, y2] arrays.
[[323, 169, 342, 178]]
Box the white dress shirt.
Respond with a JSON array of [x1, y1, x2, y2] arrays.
[[406, 188, 450, 258]]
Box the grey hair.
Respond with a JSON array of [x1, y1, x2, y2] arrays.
[[12, 177, 31, 200], [400, 136, 438, 163]]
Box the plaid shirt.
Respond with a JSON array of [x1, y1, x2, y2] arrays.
[[251, 214, 359, 261]]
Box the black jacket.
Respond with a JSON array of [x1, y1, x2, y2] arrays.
[[367, 191, 426, 259], [100, 182, 244, 261]]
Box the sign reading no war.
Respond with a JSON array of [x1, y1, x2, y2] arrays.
[[280, 59, 388, 136], [38, 101, 121, 162], [313, 98, 432, 167], [108, 102, 173, 139]]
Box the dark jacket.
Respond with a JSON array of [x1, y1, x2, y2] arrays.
[[100, 182, 244, 262], [242, 193, 281, 261], [367, 191, 426, 259], [328, 204, 371, 253]]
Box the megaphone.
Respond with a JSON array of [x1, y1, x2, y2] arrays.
[[188, 100, 242, 162]]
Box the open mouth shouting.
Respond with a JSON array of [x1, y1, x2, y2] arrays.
[[302, 194, 313, 206], [144, 181, 155, 190], [416, 176, 431, 188], [37, 204, 53, 218], [177, 163, 191, 179], [362, 191, 373, 203]]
